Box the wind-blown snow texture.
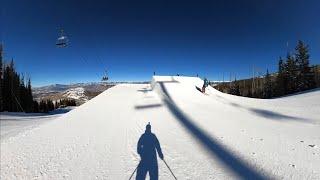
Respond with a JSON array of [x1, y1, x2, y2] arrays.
[[1, 76, 319, 179]]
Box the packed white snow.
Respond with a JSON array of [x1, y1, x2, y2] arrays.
[[0, 108, 74, 140], [1, 76, 319, 179]]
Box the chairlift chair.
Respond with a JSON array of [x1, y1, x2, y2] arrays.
[[56, 29, 69, 48], [102, 76, 109, 81], [101, 70, 109, 82]]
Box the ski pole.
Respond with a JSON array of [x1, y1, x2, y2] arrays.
[[129, 162, 140, 180], [163, 159, 177, 180]]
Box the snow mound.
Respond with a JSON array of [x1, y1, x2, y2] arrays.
[[1, 76, 319, 179]]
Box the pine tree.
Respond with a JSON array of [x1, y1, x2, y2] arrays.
[[295, 40, 315, 91], [0, 45, 3, 111], [0, 48, 37, 112], [276, 57, 286, 96], [3, 64, 9, 111], [263, 69, 272, 98], [285, 54, 298, 94], [234, 82, 240, 96], [11, 60, 23, 112], [229, 79, 241, 96], [46, 99, 54, 111], [5, 60, 16, 111], [55, 100, 58, 109], [39, 100, 48, 113], [19, 75, 27, 110], [25, 78, 34, 112], [33, 101, 39, 113]]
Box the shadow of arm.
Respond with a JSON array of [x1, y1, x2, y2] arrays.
[[137, 135, 143, 156], [154, 135, 164, 159]]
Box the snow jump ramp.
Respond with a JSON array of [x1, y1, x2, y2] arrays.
[[1, 76, 320, 179]]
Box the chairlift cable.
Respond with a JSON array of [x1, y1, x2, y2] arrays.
[[55, 29, 109, 82]]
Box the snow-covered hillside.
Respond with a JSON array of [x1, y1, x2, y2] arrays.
[[32, 83, 114, 105], [62, 87, 89, 102], [1, 76, 319, 179], [33, 83, 106, 93]]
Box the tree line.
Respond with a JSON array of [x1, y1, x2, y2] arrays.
[[215, 40, 319, 98], [0, 45, 76, 113], [55, 99, 77, 107], [0, 57, 35, 112], [34, 99, 76, 113]]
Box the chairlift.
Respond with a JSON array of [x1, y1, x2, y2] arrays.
[[56, 29, 69, 48], [101, 70, 109, 81], [102, 76, 109, 81]]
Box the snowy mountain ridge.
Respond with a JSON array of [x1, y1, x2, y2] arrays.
[[32, 82, 114, 104], [62, 87, 89, 102], [33, 82, 106, 93]]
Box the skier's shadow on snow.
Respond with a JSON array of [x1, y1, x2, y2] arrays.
[[158, 82, 269, 179], [136, 123, 164, 180]]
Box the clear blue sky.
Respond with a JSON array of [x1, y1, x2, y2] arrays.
[[1, 0, 320, 87]]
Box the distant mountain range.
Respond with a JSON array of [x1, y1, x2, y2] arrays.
[[32, 81, 150, 105], [32, 82, 115, 105]]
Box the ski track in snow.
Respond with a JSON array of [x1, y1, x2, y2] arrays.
[[1, 76, 320, 179]]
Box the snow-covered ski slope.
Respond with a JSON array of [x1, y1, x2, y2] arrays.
[[1, 76, 319, 179]]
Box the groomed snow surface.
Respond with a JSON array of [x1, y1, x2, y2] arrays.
[[1, 108, 74, 140], [1, 76, 320, 179]]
